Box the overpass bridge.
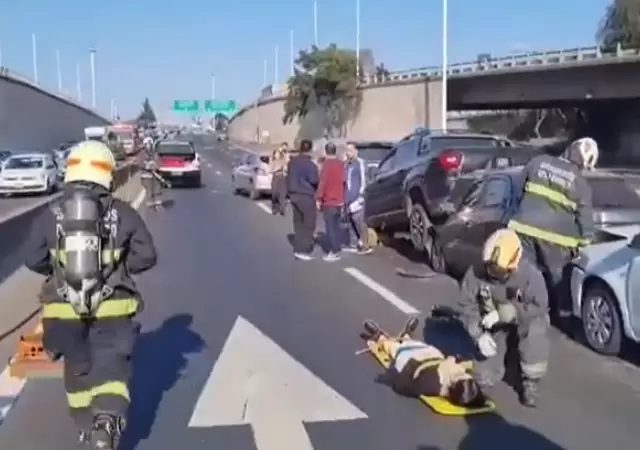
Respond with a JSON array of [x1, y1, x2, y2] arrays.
[[228, 45, 640, 156], [0, 66, 110, 151]]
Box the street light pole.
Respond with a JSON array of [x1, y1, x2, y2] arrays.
[[76, 63, 82, 102], [356, 0, 360, 80], [313, 0, 318, 47], [31, 34, 38, 83], [89, 49, 96, 108], [441, 0, 448, 132], [289, 29, 294, 77], [274, 46, 279, 86], [56, 49, 62, 91]]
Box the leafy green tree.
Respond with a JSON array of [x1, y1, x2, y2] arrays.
[[283, 44, 362, 138], [137, 97, 157, 123], [597, 0, 640, 50]]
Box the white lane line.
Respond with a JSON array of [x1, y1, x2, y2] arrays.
[[343, 267, 420, 315], [207, 163, 213, 168], [0, 185, 146, 427], [254, 202, 272, 214], [215, 170, 221, 176]]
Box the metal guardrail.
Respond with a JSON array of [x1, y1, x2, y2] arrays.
[[362, 45, 640, 84], [0, 66, 110, 122]]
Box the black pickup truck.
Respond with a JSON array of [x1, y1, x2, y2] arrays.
[[363, 129, 543, 252]]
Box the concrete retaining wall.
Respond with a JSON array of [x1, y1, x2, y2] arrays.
[[0, 69, 110, 151], [228, 79, 444, 144]]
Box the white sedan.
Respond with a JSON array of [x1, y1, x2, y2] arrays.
[[0, 153, 59, 195], [231, 153, 272, 200], [570, 225, 640, 355]]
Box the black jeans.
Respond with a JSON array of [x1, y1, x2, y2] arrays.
[[290, 194, 316, 254], [271, 174, 287, 214], [323, 206, 343, 254]]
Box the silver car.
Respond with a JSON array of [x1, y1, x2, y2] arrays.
[[0, 152, 59, 195], [568, 170, 640, 357]]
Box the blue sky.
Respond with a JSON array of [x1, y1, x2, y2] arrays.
[[0, 0, 610, 121]]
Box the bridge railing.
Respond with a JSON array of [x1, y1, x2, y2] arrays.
[[0, 66, 110, 122]]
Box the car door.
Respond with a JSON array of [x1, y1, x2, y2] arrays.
[[437, 180, 484, 276], [471, 175, 515, 250], [365, 149, 397, 222], [385, 137, 420, 226], [44, 157, 57, 182], [233, 155, 250, 189], [625, 236, 640, 339]]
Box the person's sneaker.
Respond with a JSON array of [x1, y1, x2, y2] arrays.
[[322, 253, 341, 262], [293, 253, 314, 261], [357, 247, 373, 255]]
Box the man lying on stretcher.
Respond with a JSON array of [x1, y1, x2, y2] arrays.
[[362, 318, 487, 408]]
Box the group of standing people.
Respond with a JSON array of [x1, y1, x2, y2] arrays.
[[267, 139, 373, 261]]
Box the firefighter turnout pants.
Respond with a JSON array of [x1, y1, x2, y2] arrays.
[[472, 315, 550, 387], [41, 299, 139, 430]]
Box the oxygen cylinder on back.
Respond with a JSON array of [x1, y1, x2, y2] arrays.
[[60, 189, 103, 315]]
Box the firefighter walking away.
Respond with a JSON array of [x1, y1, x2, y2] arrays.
[[507, 137, 597, 316], [458, 229, 550, 408], [24, 140, 158, 449]]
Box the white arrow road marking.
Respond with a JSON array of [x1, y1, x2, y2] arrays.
[[254, 202, 272, 214], [188, 316, 367, 450]]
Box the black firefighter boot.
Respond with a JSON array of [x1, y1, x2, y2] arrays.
[[520, 379, 541, 408], [90, 414, 123, 450]]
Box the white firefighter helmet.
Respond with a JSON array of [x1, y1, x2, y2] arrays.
[[64, 140, 116, 189], [482, 229, 522, 278], [566, 137, 599, 171]]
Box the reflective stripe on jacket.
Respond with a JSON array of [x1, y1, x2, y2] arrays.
[[507, 154, 593, 249]]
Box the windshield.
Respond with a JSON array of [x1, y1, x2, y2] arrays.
[[4, 156, 44, 169], [113, 131, 133, 141], [356, 145, 393, 162], [157, 144, 193, 155]]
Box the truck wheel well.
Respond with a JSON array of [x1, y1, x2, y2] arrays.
[[408, 186, 425, 207]]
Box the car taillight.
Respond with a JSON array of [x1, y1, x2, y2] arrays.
[[439, 150, 463, 171]]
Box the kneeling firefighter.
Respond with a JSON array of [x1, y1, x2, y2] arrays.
[[24, 141, 157, 449], [507, 138, 597, 307], [458, 229, 550, 407]]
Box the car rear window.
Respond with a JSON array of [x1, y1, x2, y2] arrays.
[[432, 137, 501, 151], [588, 176, 640, 209], [157, 144, 193, 155]]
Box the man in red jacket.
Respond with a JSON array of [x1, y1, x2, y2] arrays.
[[316, 142, 346, 261]]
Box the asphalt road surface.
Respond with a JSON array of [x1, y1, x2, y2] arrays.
[[0, 136, 639, 449]]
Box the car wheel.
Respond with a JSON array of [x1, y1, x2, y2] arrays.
[[192, 175, 202, 188], [408, 202, 431, 252], [581, 282, 623, 355]]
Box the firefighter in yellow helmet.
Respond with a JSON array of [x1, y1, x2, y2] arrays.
[[457, 229, 549, 407], [24, 140, 157, 449], [507, 137, 597, 317]]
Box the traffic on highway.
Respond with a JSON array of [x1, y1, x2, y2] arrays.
[[0, 132, 639, 450]]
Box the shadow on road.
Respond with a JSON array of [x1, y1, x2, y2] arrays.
[[119, 314, 205, 450], [458, 413, 566, 450]]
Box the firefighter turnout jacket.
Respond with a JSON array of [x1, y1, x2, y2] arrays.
[[508, 154, 594, 249]]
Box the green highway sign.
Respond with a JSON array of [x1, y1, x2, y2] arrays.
[[204, 100, 238, 117], [172, 100, 199, 112]]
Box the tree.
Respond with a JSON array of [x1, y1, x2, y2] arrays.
[[283, 44, 362, 138], [597, 0, 640, 50], [137, 97, 157, 123]]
